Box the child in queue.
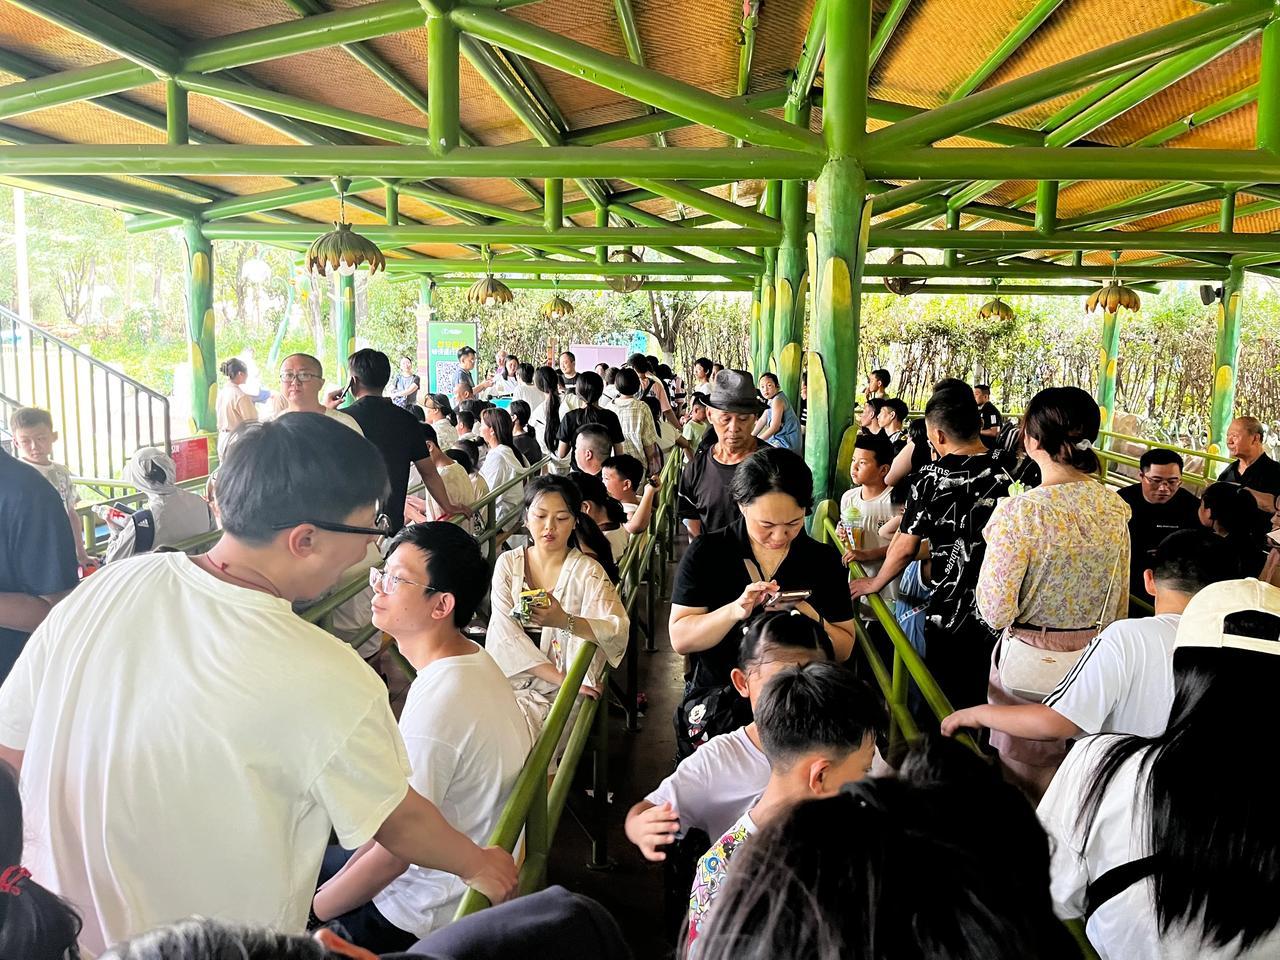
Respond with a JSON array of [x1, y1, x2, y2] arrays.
[[11, 407, 92, 568], [602, 454, 658, 535], [685, 660, 885, 949]]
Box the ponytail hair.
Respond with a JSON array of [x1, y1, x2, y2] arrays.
[[481, 407, 526, 467], [1021, 386, 1101, 473], [0, 762, 82, 960], [534, 365, 562, 452], [218, 358, 247, 380], [430, 393, 456, 426], [574, 512, 620, 584]]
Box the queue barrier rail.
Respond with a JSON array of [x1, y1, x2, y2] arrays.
[[820, 518, 981, 758], [454, 449, 682, 918]]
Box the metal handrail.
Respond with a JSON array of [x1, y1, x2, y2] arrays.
[[454, 449, 681, 917], [821, 517, 981, 757]]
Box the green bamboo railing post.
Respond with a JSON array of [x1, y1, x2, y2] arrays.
[[427, 1, 461, 154], [1209, 263, 1245, 455], [805, 0, 869, 507], [543, 178, 563, 231], [183, 220, 217, 434], [589, 685, 611, 869], [336, 272, 356, 386]]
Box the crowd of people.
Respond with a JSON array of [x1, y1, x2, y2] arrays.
[[4, 344, 1280, 960]]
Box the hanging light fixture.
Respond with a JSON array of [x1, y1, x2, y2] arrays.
[[977, 279, 1014, 321], [605, 249, 645, 293], [1086, 251, 1141, 314], [466, 247, 513, 307], [306, 177, 385, 277], [540, 281, 574, 320]]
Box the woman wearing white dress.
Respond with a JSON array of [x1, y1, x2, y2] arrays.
[[424, 393, 459, 452], [478, 407, 528, 533], [486, 476, 629, 739]]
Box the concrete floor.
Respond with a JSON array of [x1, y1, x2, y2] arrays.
[[547, 553, 688, 959]]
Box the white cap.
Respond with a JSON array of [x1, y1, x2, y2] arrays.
[[1174, 579, 1280, 655]]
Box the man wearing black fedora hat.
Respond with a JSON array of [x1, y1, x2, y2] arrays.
[[678, 369, 766, 537]]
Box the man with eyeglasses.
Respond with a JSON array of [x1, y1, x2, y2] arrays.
[[1119, 448, 1202, 605], [0, 414, 518, 956], [273, 353, 362, 434], [312, 523, 531, 950]]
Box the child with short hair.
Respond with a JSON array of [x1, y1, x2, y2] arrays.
[[838, 432, 899, 610], [601, 453, 657, 535], [686, 660, 884, 948], [682, 394, 709, 449], [11, 407, 91, 567], [626, 612, 834, 862]]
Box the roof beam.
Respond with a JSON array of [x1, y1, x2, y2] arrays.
[[1059, 187, 1227, 229], [200, 223, 780, 246], [947, 0, 1067, 100], [611, 0, 668, 149], [868, 0, 1273, 151], [861, 261, 1228, 281], [384, 257, 755, 276], [6, 0, 182, 75], [0, 173, 197, 219], [869, 227, 1280, 255], [0, 62, 152, 121], [427, 277, 753, 291], [609, 202, 764, 264], [182, 0, 424, 74], [869, 0, 914, 69], [449, 5, 826, 153], [624, 180, 779, 231], [0, 144, 823, 180]]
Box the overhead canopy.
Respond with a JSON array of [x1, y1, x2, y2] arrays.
[[0, 0, 1275, 280]]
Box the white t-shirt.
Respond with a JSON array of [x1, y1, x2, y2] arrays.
[[1039, 737, 1280, 960], [30, 460, 77, 513], [424, 461, 474, 521], [430, 418, 458, 452], [605, 525, 630, 563], [1044, 614, 1181, 738], [838, 484, 899, 605], [479, 444, 525, 527], [513, 381, 544, 411], [373, 645, 531, 939], [0, 553, 411, 956], [645, 725, 769, 840]]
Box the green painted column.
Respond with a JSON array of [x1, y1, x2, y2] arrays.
[[336, 272, 357, 385], [1095, 306, 1121, 433], [749, 275, 763, 377], [594, 202, 608, 265], [774, 103, 810, 406], [805, 0, 870, 506], [427, 3, 460, 155], [759, 245, 777, 372], [183, 220, 216, 433], [1208, 263, 1244, 456], [416, 276, 434, 388]]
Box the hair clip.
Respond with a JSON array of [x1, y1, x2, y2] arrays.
[[1074, 439, 1094, 451], [0, 865, 31, 896]]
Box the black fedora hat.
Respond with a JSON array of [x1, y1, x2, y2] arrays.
[[706, 369, 766, 415]]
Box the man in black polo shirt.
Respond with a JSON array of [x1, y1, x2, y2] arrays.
[[850, 379, 1015, 709], [0, 447, 79, 682], [678, 370, 763, 537], [1219, 416, 1280, 515], [1118, 449, 1202, 605], [340, 349, 466, 532], [974, 384, 1002, 446]]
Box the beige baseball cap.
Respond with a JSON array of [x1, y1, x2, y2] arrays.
[[1174, 578, 1280, 655]]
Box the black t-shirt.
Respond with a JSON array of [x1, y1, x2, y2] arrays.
[[671, 517, 855, 690], [900, 449, 1017, 633], [513, 432, 542, 468], [978, 401, 1002, 432], [557, 406, 624, 469], [346, 396, 430, 532], [1220, 452, 1280, 502], [677, 435, 761, 534], [1117, 484, 1201, 601], [0, 451, 79, 682]]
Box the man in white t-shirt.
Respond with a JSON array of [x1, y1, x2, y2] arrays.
[[942, 529, 1234, 743], [0, 414, 516, 956], [313, 522, 531, 951]]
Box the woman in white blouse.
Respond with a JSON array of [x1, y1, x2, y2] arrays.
[[478, 407, 528, 532], [424, 393, 458, 452], [486, 475, 629, 739]]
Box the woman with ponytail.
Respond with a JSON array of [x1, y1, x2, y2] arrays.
[[215, 357, 258, 459], [528, 366, 564, 464], [0, 761, 82, 960], [485, 476, 628, 738], [424, 393, 458, 451], [977, 385, 1131, 797]]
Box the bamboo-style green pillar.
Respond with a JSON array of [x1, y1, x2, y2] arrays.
[[427, 2, 460, 154], [1035, 180, 1058, 233], [759, 246, 777, 373], [749, 275, 764, 376], [774, 102, 810, 406], [943, 208, 959, 268], [183, 220, 216, 433], [385, 183, 400, 225], [594, 202, 608, 265], [336, 273, 357, 385], [1095, 305, 1121, 433], [416, 276, 434, 386], [165, 78, 188, 145], [1209, 263, 1245, 455], [805, 0, 871, 506], [544, 178, 563, 231]]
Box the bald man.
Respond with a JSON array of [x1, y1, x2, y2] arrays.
[[1219, 416, 1280, 514], [275, 353, 362, 434]]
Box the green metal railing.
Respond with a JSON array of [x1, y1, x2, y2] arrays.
[[819, 518, 981, 758], [454, 449, 682, 918]]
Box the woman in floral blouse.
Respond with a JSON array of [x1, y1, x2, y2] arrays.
[[976, 386, 1130, 797]]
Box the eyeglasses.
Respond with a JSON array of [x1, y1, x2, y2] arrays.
[[1141, 473, 1182, 489], [369, 567, 439, 595], [279, 371, 321, 384], [270, 512, 392, 537]]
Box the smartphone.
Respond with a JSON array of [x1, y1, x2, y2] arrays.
[[334, 377, 354, 403], [766, 589, 812, 607]]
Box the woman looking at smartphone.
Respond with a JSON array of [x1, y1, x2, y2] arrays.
[[668, 447, 856, 758]]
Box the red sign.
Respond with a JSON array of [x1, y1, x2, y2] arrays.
[[172, 436, 210, 482]]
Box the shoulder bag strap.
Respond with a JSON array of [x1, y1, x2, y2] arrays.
[[1084, 855, 1162, 921], [743, 558, 764, 582], [1094, 529, 1129, 630]]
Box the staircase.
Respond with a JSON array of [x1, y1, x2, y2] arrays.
[[0, 304, 171, 480]]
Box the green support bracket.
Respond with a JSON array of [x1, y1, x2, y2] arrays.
[[183, 221, 217, 434], [869, 0, 912, 69], [385, 184, 400, 225], [947, 0, 1067, 101]]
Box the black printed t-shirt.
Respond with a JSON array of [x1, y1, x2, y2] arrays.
[[671, 517, 854, 690], [346, 396, 429, 533], [1117, 484, 1201, 601], [900, 449, 1017, 632]]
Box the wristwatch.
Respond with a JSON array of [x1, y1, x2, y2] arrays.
[[564, 612, 577, 636]]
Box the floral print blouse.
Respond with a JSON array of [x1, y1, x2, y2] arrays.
[[977, 480, 1131, 633]]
